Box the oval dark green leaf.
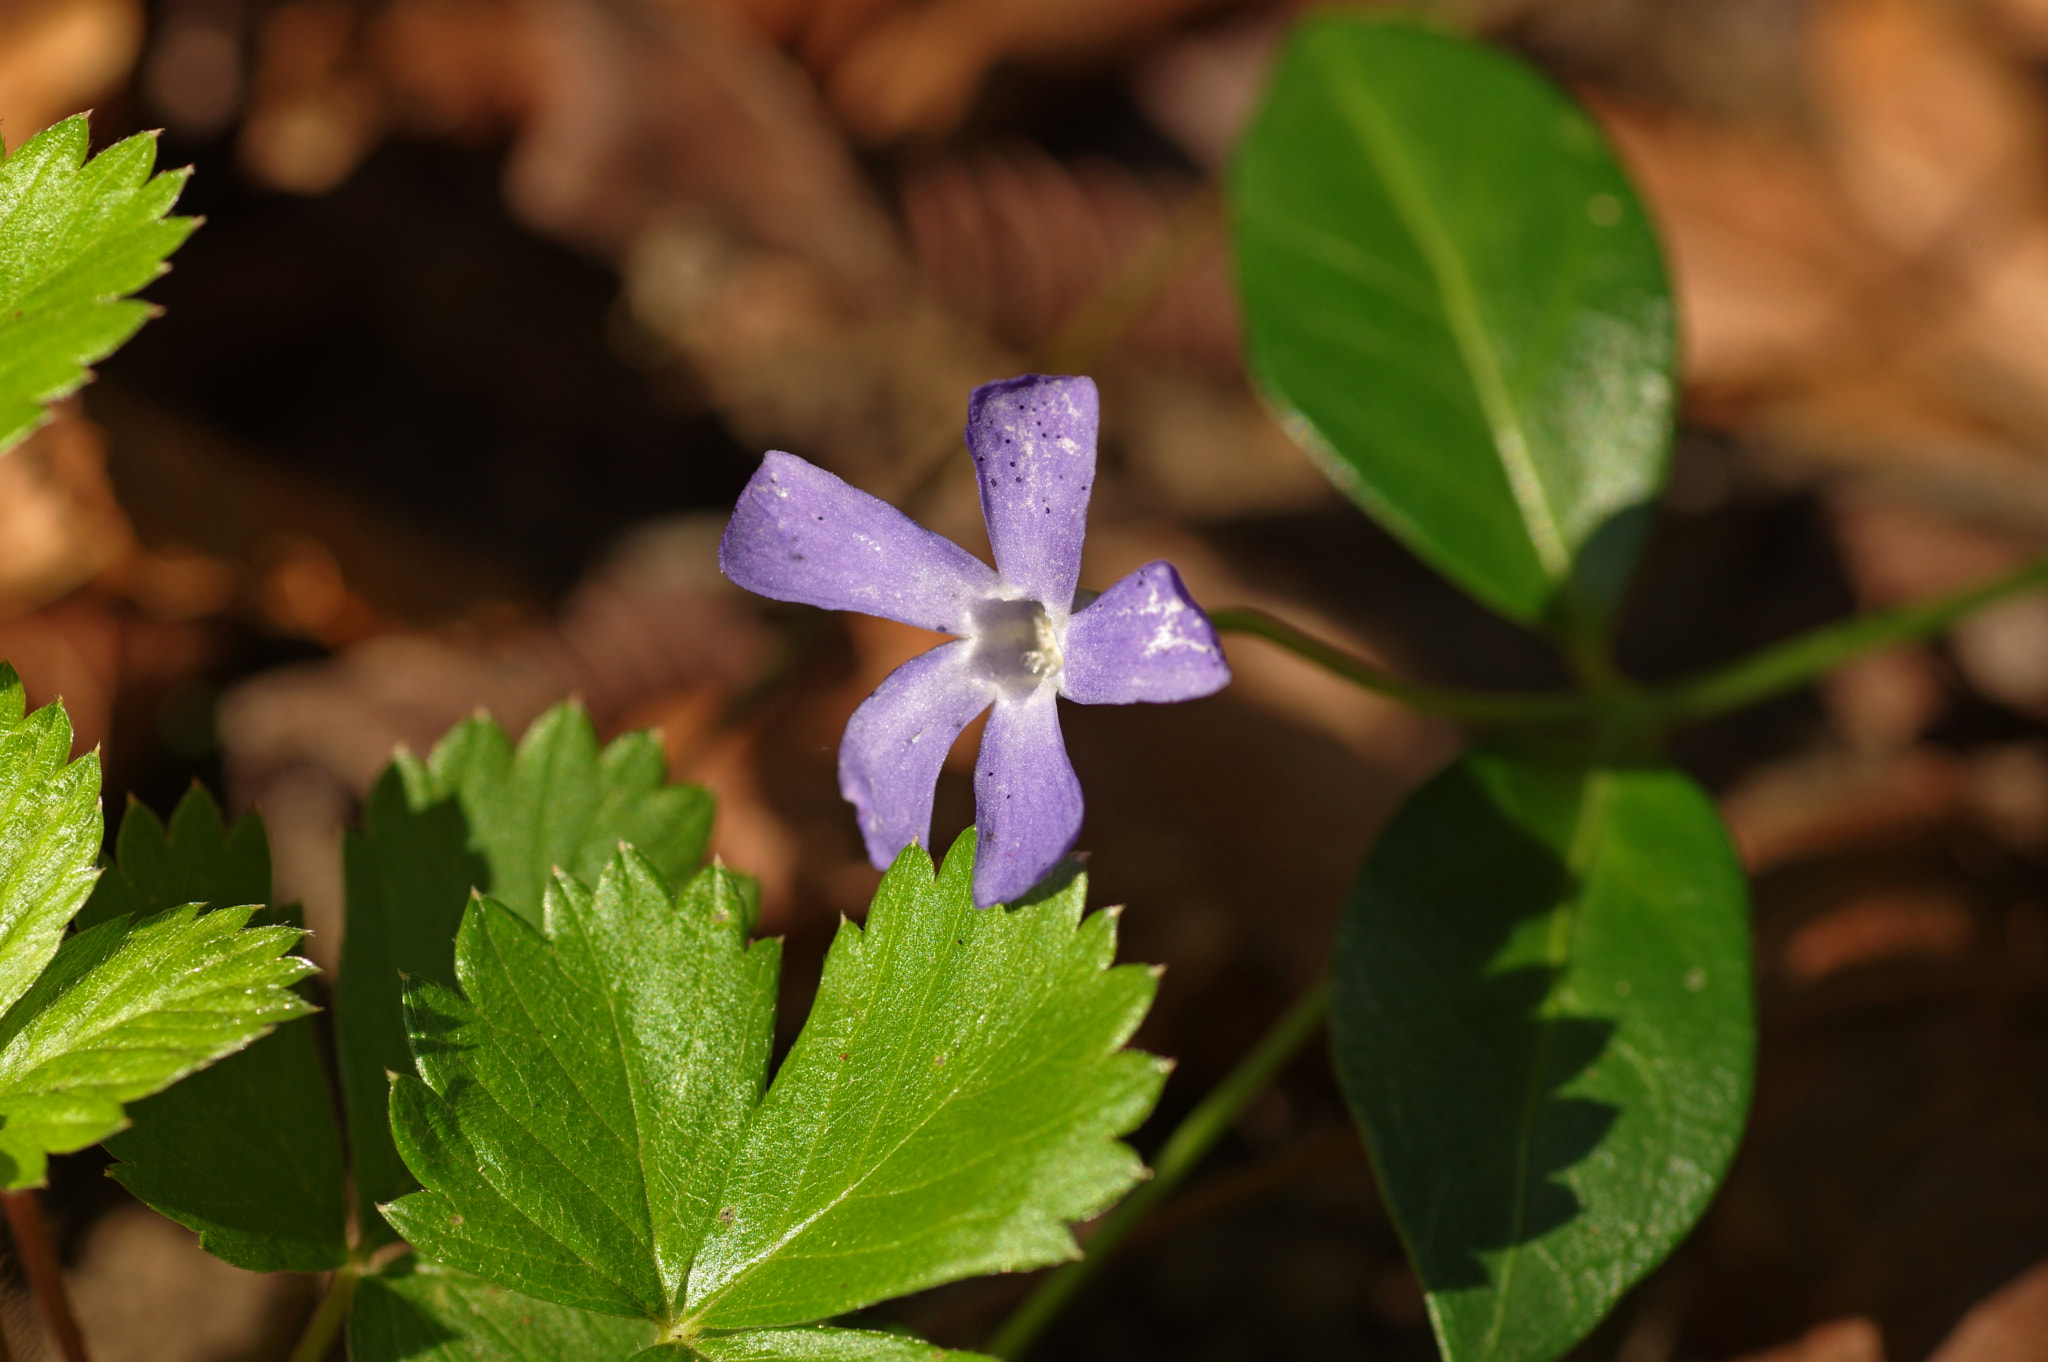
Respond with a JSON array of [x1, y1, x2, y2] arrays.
[[1332, 751, 1752, 1362], [1231, 16, 1674, 635]]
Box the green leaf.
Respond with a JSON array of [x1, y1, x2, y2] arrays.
[[83, 785, 347, 1269], [384, 859, 777, 1321], [347, 1263, 996, 1362], [0, 903, 315, 1188], [1332, 750, 1753, 1362], [106, 998, 348, 1270], [685, 1327, 995, 1361], [384, 832, 1160, 1356], [1231, 16, 1674, 634], [681, 834, 1162, 1332], [0, 115, 197, 454], [339, 701, 716, 1244], [0, 663, 102, 1016], [350, 1260, 657, 1362], [75, 784, 270, 932]]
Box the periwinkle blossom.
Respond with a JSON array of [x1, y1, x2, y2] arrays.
[[719, 374, 1232, 906]]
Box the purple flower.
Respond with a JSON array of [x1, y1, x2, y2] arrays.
[[719, 374, 1232, 906]]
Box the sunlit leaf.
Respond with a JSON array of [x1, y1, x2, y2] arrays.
[[1232, 16, 1674, 635], [0, 115, 195, 453], [0, 904, 314, 1188], [339, 701, 715, 1244]]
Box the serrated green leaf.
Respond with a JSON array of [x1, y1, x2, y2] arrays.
[[384, 831, 1158, 1357], [681, 833, 1162, 1332], [0, 115, 196, 453], [1332, 750, 1753, 1362], [0, 663, 101, 1017], [106, 997, 348, 1270], [1231, 16, 1673, 634], [0, 903, 315, 1188], [339, 701, 716, 1244], [686, 1326, 994, 1361], [350, 1260, 657, 1362], [75, 784, 269, 933], [86, 786, 347, 1269], [385, 859, 777, 1320]]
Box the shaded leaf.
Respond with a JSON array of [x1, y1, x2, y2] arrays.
[[350, 1259, 656, 1362], [1232, 15, 1673, 634], [85, 787, 347, 1269], [339, 701, 715, 1244], [0, 663, 101, 1016], [75, 784, 269, 932], [0, 904, 314, 1188], [682, 834, 1162, 1331], [0, 116, 196, 453], [1332, 750, 1753, 1362]]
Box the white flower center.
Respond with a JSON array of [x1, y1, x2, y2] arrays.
[[968, 597, 1062, 693]]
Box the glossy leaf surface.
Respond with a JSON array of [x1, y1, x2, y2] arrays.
[[0, 663, 101, 1016], [686, 1327, 994, 1361], [1232, 16, 1674, 632], [385, 860, 777, 1320], [0, 116, 196, 453], [339, 701, 715, 1242], [0, 904, 314, 1187], [683, 835, 1162, 1330], [1333, 751, 1752, 1361], [350, 1260, 656, 1362], [385, 832, 1160, 1356]]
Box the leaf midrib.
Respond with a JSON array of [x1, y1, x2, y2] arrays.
[[682, 894, 1083, 1327], [1317, 42, 1570, 583], [1477, 774, 1611, 1357]]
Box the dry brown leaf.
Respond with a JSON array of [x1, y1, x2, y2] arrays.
[[0, 0, 143, 151], [0, 408, 135, 620], [1731, 1319, 1885, 1362], [1781, 886, 1975, 983], [1928, 1258, 2048, 1362]]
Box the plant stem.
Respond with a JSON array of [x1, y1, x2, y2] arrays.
[[0, 1191, 87, 1362], [1208, 608, 1596, 724], [287, 1261, 361, 1362], [984, 977, 1333, 1360], [1214, 554, 2048, 731], [1643, 555, 2048, 723]]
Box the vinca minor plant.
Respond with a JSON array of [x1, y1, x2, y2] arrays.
[[4, 14, 2048, 1362]]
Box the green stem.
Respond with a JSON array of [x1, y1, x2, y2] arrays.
[[984, 977, 1333, 1360], [1214, 554, 2048, 731], [1207, 608, 1595, 724], [1643, 556, 2048, 723], [287, 1261, 361, 1362]]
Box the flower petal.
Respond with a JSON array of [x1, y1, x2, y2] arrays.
[[721, 452, 1000, 633], [1060, 561, 1233, 705], [966, 375, 1098, 611], [971, 686, 1082, 907], [840, 642, 995, 870]]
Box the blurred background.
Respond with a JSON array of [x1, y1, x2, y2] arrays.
[[3, 0, 2048, 1357]]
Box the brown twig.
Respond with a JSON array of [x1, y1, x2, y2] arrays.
[[1, 1191, 88, 1362]]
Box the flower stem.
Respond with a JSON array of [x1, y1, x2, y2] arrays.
[[287, 1260, 362, 1362], [1207, 608, 1596, 724], [0, 1190, 88, 1362], [984, 977, 1333, 1360], [1214, 554, 2048, 731], [1642, 555, 2048, 723]]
